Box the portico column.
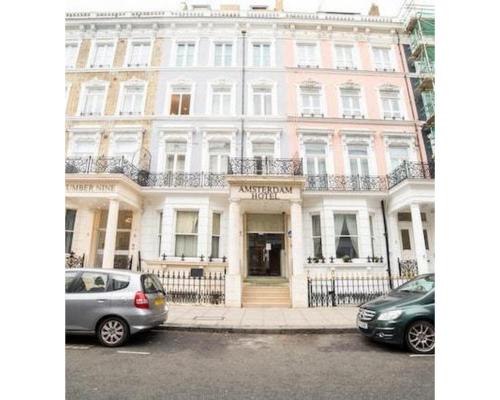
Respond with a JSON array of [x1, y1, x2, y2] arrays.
[[226, 198, 242, 307], [102, 199, 120, 269], [290, 200, 308, 307], [410, 203, 429, 274]]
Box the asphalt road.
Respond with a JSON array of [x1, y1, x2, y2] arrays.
[[66, 330, 434, 400]]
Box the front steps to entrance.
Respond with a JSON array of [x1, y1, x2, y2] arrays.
[[242, 278, 291, 308]]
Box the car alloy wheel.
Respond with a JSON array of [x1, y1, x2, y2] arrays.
[[406, 320, 435, 354], [98, 318, 129, 347]]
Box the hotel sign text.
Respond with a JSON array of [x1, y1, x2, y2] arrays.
[[239, 185, 293, 200], [66, 184, 116, 193]]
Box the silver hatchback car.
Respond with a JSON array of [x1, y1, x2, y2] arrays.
[[65, 268, 168, 346]]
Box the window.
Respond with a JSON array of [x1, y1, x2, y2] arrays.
[[253, 86, 272, 115], [300, 86, 322, 115], [334, 214, 359, 259], [175, 211, 199, 257], [111, 137, 138, 162], [211, 213, 221, 258], [212, 86, 232, 115], [66, 42, 79, 68], [72, 272, 109, 293], [380, 89, 403, 119], [305, 143, 327, 175], [65, 209, 76, 254], [126, 41, 151, 67], [65, 271, 79, 293], [372, 47, 393, 70], [401, 229, 411, 250], [170, 86, 191, 115], [119, 84, 145, 115], [340, 88, 362, 117], [253, 43, 271, 67], [109, 274, 130, 291], [89, 41, 115, 68], [398, 212, 427, 222], [165, 141, 187, 173], [176, 43, 195, 67], [335, 45, 356, 69], [348, 145, 370, 176], [142, 274, 164, 294], [70, 136, 98, 158], [214, 43, 233, 66], [312, 215, 322, 258], [209, 141, 230, 173], [158, 211, 163, 257], [389, 146, 409, 171], [369, 215, 376, 257], [297, 43, 319, 67], [252, 142, 275, 158], [80, 85, 105, 116], [423, 229, 430, 250]]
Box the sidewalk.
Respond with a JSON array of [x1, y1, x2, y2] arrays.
[[160, 305, 359, 333]]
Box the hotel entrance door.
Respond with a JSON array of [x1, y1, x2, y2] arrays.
[[247, 233, 283, 276]]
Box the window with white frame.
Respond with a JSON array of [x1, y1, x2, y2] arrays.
[[165, 141, 187, 173], [126, 41, 151, 67], [389, 146, 409, 171], [211, 86, 232, 115], [334, 213, 359, 259], [89, 41, 115, 68], [214, 43, 233, 66], [66, 42, 79, 68], [110, 136, 138, 162], [158, 211, 163, 257], [170, 86, 191, 115], [311, 214, 323, 259], [65, 209, 77, 254], [119, 84, 145, 115], [297, 43, 319, 67], [252, 86, 273, 115], [252, 43, 271, 67], [348, 145, 370, 176], [70, 136, 98, 158], [176, 42, 195, 67], [300, 86, 322, 116], [372, 47, 393, 71], [340, 87, 362, 117], [208, 141, 230, 173], [252, 141, 275, 158], [80, 84, 106, 116], [175, 211, 198, 257], [334, 44, 356, 69], [380, 88, 403, 119], [211, 213, 221, 258], [369, 215, 376, 257], [305, 142, 327, 175]]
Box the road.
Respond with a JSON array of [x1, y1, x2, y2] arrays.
[[66, 330, 434, 400]]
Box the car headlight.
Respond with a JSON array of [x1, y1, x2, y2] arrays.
[[377, 310, 403, 321]]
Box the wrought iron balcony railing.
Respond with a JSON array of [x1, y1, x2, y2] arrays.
[[65, 158, 434, 191], [227, 157, 303, 176]]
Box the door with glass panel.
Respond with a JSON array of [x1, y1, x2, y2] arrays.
[[399, 222, 415, 261], [95, 210, 133, 269], [252, 142, 274, 174], [305, 143, 327, 189]]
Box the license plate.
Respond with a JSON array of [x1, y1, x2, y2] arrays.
[[154, 298, 165, 306], [358, 320, 368, 329]]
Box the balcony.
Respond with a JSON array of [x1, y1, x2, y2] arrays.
[[305, 175, 387, 191], [227, 158, 303, 176], [387, 161, 435, 189]]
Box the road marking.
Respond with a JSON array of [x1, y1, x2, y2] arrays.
[[66, 345, 92, 350], [409, 354, 434, 357], [116, 350, 151, 355]]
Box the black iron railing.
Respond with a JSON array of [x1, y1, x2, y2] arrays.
[[387, 161, 435, 189], [307, 273, 415, 307], [398, 258, 419, 277], [305, 175, 388, 192], [146, 269, 225, 305], [227, 157, 303, 176]]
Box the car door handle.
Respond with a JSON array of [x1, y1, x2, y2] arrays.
[[97, 299, 106, 303]]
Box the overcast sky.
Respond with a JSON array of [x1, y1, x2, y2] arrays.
[[66, 0, 406, 17]]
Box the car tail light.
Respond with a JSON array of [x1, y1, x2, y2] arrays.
[[134, 291, 149, 309]]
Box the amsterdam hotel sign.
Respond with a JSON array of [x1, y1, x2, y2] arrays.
[[239, 185, 293, 200]]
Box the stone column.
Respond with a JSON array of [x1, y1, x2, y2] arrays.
[[410, 203, 429, 274], [290, 200, 307, 308], [102, 199, 120, 269], [225, 199, 242, 307]]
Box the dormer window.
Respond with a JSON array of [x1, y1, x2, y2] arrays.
[[250, 5, 268, 10]]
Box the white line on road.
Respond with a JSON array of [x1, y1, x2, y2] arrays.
[[409, 354, 435, 357], [66, 345, 92, 350], [116, 350, 151, 355]]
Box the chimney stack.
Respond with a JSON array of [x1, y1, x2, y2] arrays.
[[275, 0, 284, 12], [368, 3, 380, 16]]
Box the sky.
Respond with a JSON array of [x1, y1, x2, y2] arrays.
[[65, 0, 406, 17]]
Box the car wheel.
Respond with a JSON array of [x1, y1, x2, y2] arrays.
[[97, 317, 129, 347], [405, 320, 435, 354]]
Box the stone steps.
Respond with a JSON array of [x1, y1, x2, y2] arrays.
[[242, 283, 291, 308]]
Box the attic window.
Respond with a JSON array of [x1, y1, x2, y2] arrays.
[[192, 4, 211, 10], [250, 5, 268, 10]]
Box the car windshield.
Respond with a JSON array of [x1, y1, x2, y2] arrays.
[[395, 275, 435, 294]]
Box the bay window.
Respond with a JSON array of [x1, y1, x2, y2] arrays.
[[175, 211, 198, 257], [253, 43, 271, 67], [252, 86, 273, 116], [176, 43, 195, 67], [80, 85, 105, 116], [208, 141, 230, 173], [211, 213, 221, 258], [300, 86, 322, 116], [211, 86, 232, 115], [380, 88, 403, 119], [170, 86, 191, 115], [335, 45, 356, 69], [340, 88, 362, 117], [348, 145, 370, 176], [312, 214, 323, 259], [126, 41, 151, 67], [372, 47, 393, 70], [89, 41, 115, 68], [305, 142, 327, 175], [214, 43, 233, 66], [334, 214, 359, 259], [119, 84, 145, 115], [165, 141, 187, 173], [297, 43, 319, 67]]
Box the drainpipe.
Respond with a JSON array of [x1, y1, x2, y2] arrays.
[[396, 30, 427, 164], [240, 30, 247, 173], [381, 200, 393, 288]]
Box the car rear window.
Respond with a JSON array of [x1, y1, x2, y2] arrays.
[[109, 274, 130, 291], [72, 272, 109, 293], [141, 274, 164, 294]]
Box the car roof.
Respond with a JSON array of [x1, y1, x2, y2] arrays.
[[65, 268, 146, 276]]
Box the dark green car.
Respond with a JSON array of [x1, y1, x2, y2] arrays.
[[357, 273, 435, 354]]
